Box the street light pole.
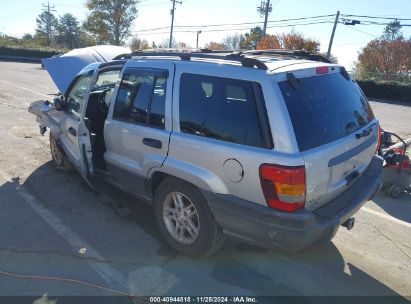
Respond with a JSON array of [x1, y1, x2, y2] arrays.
[[196, 30, 202, 49], [327, 10, 340, 59], [169, 0, 182, 48], [258, 0, 272, 36], [262, 0, 271, 36]]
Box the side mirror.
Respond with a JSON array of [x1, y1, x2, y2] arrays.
[[53, 96, 66, 111]]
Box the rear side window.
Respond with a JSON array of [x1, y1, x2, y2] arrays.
[[279, 73, 375, 152], [113, 69, 167, 129], [179, 73, 268, 148]]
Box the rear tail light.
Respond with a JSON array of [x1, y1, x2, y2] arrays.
[[259, 164, 306, 212], [376, 124, 382, 153]]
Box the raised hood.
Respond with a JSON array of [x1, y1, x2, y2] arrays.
[[42, 45, 130, 94]]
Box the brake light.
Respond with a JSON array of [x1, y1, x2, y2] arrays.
[[259, 164, 306, 212], [316, 66, 329, 74], [376, 124, 382, 153]]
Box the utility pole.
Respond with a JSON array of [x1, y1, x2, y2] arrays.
[[196, 30, 202, 49], [169, 0, 182, 48], [42, 2, 56, 46], [327, 10, 340, 59], [258, 0, 272, 36]]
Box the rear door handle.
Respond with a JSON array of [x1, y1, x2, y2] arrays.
[[68, 127, 77, 137], [142, 138, 162, 149]]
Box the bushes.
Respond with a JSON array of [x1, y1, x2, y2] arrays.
[[357, 80, 411, 103], [0, 45, 61, 59]]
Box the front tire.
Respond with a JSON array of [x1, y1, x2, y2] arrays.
[[154, 178, 225, 257], [49, 134, 73, 171]]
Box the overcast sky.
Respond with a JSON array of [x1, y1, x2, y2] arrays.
[[1, 0, 411, 69]]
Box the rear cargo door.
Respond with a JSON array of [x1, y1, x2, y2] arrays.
[[278, 68, 378, 210]]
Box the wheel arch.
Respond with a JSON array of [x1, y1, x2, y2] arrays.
[[147, 159, 229, 198]]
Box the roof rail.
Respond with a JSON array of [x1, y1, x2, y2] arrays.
[[113, 51, 269, 70], [244, 49, 332, 63]]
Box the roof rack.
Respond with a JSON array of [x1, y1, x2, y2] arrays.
[[113, 50, 269, 70], [112, 48, 331, 70], [244, 49, 331, 63]]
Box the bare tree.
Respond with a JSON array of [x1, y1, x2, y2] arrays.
[[222, 33, 243, 50]]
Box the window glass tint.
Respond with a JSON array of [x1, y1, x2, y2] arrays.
[[66, 74, 93, 119], [93, 69, 120, 91], [149, 77, 166, 128], [179, 73, 265, 148], [279, 73, 375, 152], [113, 69, 166, 128]]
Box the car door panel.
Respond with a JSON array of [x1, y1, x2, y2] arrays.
[[104, 61, 174, 198], [58, 70, 95, 180]]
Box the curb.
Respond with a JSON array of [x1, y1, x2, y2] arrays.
[[0, 55, 42, 63]]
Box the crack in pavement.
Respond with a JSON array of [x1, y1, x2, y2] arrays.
[[0, 246, 153, 267], [0, 102, 26, 110]]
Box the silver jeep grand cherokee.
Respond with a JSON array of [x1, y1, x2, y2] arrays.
[[29, 46, 382, 257]]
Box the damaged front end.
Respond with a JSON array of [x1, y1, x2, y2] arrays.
[[28, 99, 63, 139]]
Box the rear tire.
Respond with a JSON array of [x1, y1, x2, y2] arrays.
[[153, 178, 225, 258], [49, 134, 73, 171]]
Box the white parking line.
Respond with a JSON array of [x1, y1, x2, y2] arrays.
[[361, 206, 411, 229], [0, 79, 50, 99], [0, 171, 129, 292]]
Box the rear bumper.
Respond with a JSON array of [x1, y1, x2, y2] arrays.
[[204, 155, 383, 252]]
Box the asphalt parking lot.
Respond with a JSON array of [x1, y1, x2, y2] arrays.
[[0, 61, 410, 303]]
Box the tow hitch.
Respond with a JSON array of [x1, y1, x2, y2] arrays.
[[342, 217, 355, 230]]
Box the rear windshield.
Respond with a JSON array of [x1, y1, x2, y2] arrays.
[[279, 72, 375, 152]]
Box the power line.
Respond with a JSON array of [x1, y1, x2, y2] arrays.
[[134, 20, 335, 35], [360, 21, 411, 26], [133, 14, 336, 33], [341, 14, 411, 21], [344, 25, 379, 38], [0, 6, 39, 19]]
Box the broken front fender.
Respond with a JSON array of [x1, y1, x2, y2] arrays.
[[28, 100, 63, 138]]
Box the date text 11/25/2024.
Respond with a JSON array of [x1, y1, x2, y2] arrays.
[[149, 296, 258, 303]]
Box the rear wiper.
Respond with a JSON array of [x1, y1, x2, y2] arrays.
[[287, 72, 300, 91]]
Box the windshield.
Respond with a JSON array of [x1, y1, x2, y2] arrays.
[[279, 72, 375, 152]]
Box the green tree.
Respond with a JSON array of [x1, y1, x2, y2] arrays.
[[84, 0, 139, 46], [78, 32, 97, 47], [382, 20, 403, 41], [57, 13, 81, 49], [239, 27, 263, 50], [36, 11, 58, 46]]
